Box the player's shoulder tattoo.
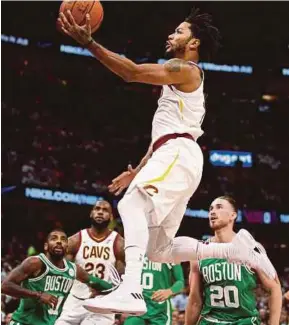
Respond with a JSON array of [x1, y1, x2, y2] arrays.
[[164, 58, 188, 72]]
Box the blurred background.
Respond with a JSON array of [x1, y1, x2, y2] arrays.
[[1, 2, 289, 324]]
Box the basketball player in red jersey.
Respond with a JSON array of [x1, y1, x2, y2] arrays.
[[56, 200, 124, 325], [58, 8, 276, 316]]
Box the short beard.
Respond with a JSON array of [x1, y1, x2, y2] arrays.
[[91, 219, 110, 231], [165, 37, 192, 60], [49, 251, 65, 261]]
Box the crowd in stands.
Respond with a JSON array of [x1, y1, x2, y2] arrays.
[[2, 43, 289, 211], [1, 236, 289, 325]]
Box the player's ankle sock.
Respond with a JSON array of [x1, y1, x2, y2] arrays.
[[150, 236, 233, 264], [122, 246, 145, 289], [118, 190, 149, 288]]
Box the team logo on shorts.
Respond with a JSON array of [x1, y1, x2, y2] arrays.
[[69, 268, 75, 277], [143, 184, 159, 197]]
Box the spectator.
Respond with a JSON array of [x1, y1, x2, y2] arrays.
[[4, 313, 12, 325], [177, 311, 185, 325], [171, 289, 189, 312]]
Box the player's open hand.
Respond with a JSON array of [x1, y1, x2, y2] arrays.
[[39, 292, 58, 308], [58, 11, 92, 46], [108, 164, 137, 196], [151, 289, 173, 302]]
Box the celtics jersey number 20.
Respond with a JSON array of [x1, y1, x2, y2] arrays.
[[199, 258, 259, 323]]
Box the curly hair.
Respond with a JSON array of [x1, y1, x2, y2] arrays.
[[185, 7, 221, 60]]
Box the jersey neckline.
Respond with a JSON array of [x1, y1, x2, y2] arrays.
[[86, 228, 113, 243]]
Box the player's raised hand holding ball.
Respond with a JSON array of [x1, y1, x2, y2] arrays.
[[58, 1, 103, 45]]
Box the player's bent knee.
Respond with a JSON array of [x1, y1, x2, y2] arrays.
[[147, 247, 166, 263]]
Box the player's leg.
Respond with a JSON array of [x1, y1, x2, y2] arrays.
[[146, 300, 173, 325], [83, 143, 191, 315], [124, 316, 146, 325], [83, 147, 181, 315]]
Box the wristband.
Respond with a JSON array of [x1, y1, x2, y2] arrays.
[[88, 274, 113, 291]]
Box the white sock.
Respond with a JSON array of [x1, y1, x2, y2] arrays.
[[117, 189, 149, 287], [198, 242, 233, 259], [147, 233, 234, 264]]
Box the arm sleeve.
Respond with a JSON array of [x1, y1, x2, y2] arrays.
[[88, 274, 113, 291], [170, 264, 185, 294]]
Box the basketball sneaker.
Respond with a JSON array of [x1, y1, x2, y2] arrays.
[[83, 277, 147, 315], [230, 229, 276, 279]]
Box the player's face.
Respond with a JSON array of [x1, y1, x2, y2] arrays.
[[165, 22, 195, 58], [208, 198, 236, 230], [45, 231, 68, 259], [90, 201, 112, 230]]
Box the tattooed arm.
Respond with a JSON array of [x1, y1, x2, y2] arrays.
[[59, 12, 200, 87]]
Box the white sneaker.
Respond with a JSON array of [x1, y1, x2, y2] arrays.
[[231, 229, 276, 279], [83, 282, 147, 316]]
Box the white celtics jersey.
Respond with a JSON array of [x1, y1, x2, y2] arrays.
[[70, 229, 119, 299], [152, 61, 205, 142]]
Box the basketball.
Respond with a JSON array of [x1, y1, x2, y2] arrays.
[[59, 1, 104, 33]]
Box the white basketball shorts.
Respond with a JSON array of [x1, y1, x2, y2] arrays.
[[126, 136, 203, 239]]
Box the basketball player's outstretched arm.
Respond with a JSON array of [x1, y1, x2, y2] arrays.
[[58, 12, 200, 87], [185, 261, 203, 325], [1, 257, 58, 307]]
